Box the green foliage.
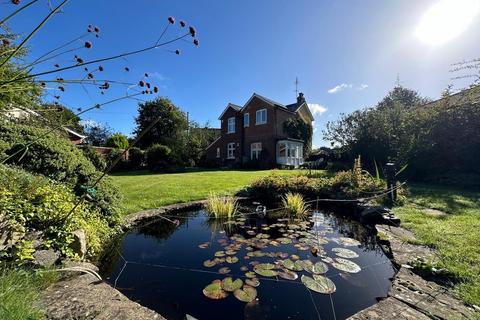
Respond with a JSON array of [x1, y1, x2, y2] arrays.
[[205, 193, 237, 219], [282, 193, 309, 217], [145, 143, 172, 172], [106, 132, 129, 149], [324, 85, 480, 186], [0, 268, 57, 320], [283, 117, 313, 156], [134, 97, 188, 149], [38, 104, 84, 134], [0, 123, 121, 223], [0, 164, 116, 262], [128, 147, 144, 169], [80, 145, 107, 171], [82, 121, 112, 146]]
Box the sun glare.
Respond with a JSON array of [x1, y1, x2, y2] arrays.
[[415, 0, 480, 46]]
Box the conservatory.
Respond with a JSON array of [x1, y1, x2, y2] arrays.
[[276, 139, 304, 168]]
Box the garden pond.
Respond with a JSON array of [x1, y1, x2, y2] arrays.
[[100, 208, 395, 320]]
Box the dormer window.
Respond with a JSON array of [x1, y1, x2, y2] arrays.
[[244, 113, 250, 127], [256, 109, 267, 125], [227, 117, 235, 133]]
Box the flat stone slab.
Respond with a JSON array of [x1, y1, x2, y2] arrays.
[[376, 225, 436, 266], [390, 268, 475, 319], [347, 297, 431, 320], [42, 271, 164, 320]]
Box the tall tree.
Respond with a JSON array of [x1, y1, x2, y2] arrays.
[[134, 97, 188, 149], [82, 120, 112, 146]]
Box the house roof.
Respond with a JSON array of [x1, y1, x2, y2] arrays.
[[421, 85, 480, 108], [63, 126, 86, 139], [218, 103, 242, 120]]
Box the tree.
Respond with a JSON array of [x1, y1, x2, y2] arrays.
[[283, 118, 313, 156], [106, 133, 129, 149], [39, 104, 84, 133], [134, 97, 188, 149], [82, 120, 112, 146]]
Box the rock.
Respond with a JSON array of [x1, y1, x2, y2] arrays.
[[390, 268, 475, 319], [33, 249, 60, 267], [70, 229, 87, 259], [422, 208, 447, 217], [359, 206, 400, 225], [347, 297, 431, 319]]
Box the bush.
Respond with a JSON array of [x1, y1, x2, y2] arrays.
[[105, 133, 129, 149], [146, 143, 172, 172], [0, 123, 121, 223], [106, 148, 129, 172], [128, 147, 144, 169], [80, 145, 107, 171], [0, 164, 116, 262]]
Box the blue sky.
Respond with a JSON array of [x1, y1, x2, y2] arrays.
[[7, 0, 480, 146]]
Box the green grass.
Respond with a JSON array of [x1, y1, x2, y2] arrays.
[[111, 169, 305, 214], [394, 183, 480, 306], [0, 268, 57, 320]]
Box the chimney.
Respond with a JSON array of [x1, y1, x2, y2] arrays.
[[297, 92, 306, 105]]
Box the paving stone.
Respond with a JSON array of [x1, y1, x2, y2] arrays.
[[347, 297, 430, 320]]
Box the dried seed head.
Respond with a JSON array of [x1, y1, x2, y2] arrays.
[[124, 67, 130, 72], [139, 80, 145, 87], [146, 82, 151, 88], [193, 39, 199, 46], [1, 39, 11, 46], [180, 20, 186, 27], [58, 86, 65, 92], [175, 49, 180, 55], [84, 67, 88, 71], [88, 25, 93, 32], [98, 66, 104, 71], [87, 73, 94, 79], [189, 26, 196, 37], [11, 0, 20, 5], [40, 82, 46, 87], [144, 73, 149, 77], [154, 86, 159, 93], [95, 104, 101, 109], [76, 57, 84, 64], [84, 41, 92, 49], [94, 26, 100, 33], [54, 64, 60, 68], [77, 107, 82, 112], [56, 78, 64, 82], [168, 16, 175, 24]]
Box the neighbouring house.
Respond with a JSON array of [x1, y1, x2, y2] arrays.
[[206, 92, 314, 168]]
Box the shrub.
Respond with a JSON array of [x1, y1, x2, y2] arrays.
[[0, 123, 121, 223], [0, 164, 116, 262], [205, 193, 237, 219], [106, 148, 129, 172], [80, 145, 107, 171], [282, 193, 309, 217], [146, 143, 172, 171], [105, 133, 129, 149], [128, 147, 144, 169]]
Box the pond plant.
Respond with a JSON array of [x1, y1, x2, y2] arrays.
[[205, 193, 237, 219], [282, 192, 310, 218]]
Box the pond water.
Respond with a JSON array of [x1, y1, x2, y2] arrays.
[[101, 208, 395, 320]]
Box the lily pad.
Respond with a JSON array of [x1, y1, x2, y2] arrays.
[[282, 259, 295, 270], [301, 275, 336, 294], [293, 260, 305, 271], [290, 254, 300, 261], [240, 266, 249, 272], [313, 261, 329, 274], [221, 277, 243, 292], [203, 281, 228, 299], [226, 256, 239, 264], [278, 269, 298, 280], [203, 259, 216, 268], [198, 242, 210, 249], [233, 285, 257, 303], [332, 248, 359, 259], [215, 251, 226, 257], [301, 260, 314, 273], [331, 258, 361, 273], [218, 267, 231, 274], [255, 263, 275, 270], [254, 268, 278, 277], [336, 237, 361, 247], [245, 271, 256, 278], [245, 278, 260, 287], [225, 249, 237, 255]]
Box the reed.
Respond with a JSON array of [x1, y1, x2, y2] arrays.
[[282, 192, 309, 217], [205, 193, 237, 219]]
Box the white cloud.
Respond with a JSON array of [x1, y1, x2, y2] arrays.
[[308, 103, 328, 116], [358, 84, 369, 90], [327, 83, 352, 94], [147, 72, 167, 81]]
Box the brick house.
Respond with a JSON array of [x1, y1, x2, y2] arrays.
[[206, 93, 314, 168]]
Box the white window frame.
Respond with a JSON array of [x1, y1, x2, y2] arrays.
[[227, 143, 235, 159], [216, 147, 220, 158], [251, 142, 262, 160], [244, 113, 250, 127], [256, 109, 267, 125], [227, 117, 235, 133]]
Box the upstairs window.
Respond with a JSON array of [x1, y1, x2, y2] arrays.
[[227, 143, 235, 159], [227, 117, 235, 133], [244, 113, 250, 127], [251, 142, 262, 160], [256, 109, 267, 125]]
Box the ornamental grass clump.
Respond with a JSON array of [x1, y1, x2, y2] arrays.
[[205, 194, 237, 219], [282, 192, 309, 218]]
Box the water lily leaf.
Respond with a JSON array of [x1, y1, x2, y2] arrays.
[[233, 285, 257, 303], [198, 242, 210, 249], [277, 237, 292, 244], [218, 267, 231, 274], [302, 260, 314, 273], [293, 260, 304, 271], [203, 281, 228, 299], [336, 237, 361, 247], [331, 258, 361, 273], [240, 266, 249, 272], [313, 261, 329, 274], [215, 251, 226, 257], [255, 263, 275, 270], [225, 249, 237, 255], [245, 271, 256, 278], [332, 248, 359, 259], [203, 259, 216, 268], [282, 259, 295, 270], [221, 277, 243, 292], [214, 257, 225, 264], [226, 256, 239, 264], [290, 254, 300, 261], [301, 275, 336, 294], [254, 268, 278, 277], [278, 269, 298, 280], [245, 277, 260, 287]]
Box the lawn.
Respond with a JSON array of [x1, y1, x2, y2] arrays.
[[394, 183, 480, 306], [111, 169, 305, 214]]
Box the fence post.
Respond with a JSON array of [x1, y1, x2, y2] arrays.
[[385, 162, 397, 206]]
